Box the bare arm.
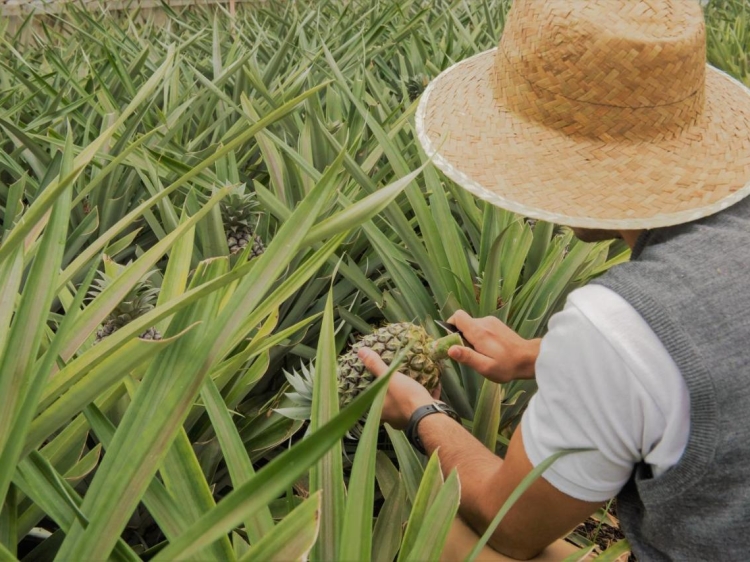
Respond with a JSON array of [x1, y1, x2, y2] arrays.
[[358, 308, 602, 559], [417, 414, 600, 559]]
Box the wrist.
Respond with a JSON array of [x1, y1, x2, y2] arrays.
[[402, 394, 435, 425], [517, 338, 541, 379], [406, 402, 461, 454]]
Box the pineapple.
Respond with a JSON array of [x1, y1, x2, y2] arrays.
[[279, 323, 462, 432], [220, 188, 264, 258], [90, 257, 162, 344], [473, 276, 505, 310], [404, 74, 429, 102], [336, 323, 457, 408]]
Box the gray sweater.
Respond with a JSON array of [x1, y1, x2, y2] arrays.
[[592, 195, 750, 560]]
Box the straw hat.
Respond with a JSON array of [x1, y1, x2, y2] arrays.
[[416, 0, 750, 229]]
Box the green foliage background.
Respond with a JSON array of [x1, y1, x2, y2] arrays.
[[0, 0, 746, 559]]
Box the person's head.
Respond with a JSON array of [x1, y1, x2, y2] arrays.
[[415, 0, 750, 232]]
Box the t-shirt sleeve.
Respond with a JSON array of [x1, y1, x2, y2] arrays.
[[520, 292, 671, 502]]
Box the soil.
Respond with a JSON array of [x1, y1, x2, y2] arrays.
[[571, 500, 636, 561]]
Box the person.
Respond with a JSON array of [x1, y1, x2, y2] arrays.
[[358, 0, 750, 560]]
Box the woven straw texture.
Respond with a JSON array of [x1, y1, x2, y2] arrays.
[[416, 0, 750, 229]]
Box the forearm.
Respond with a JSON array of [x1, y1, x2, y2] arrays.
[[359, 338, 595, 560], [415, 416, 598, 559], [417, 414, 504, 535]]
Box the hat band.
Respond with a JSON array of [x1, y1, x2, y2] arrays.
[[493, 48, 705, 141]]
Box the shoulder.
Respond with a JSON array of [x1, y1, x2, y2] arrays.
[[535, 284, 663, 420], [557, 285, 682, 409], [521, 284, 689, 500], [565, 283, 657, 343]]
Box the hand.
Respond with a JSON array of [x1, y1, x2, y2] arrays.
[[358, 347, 440, 430], [447, 310, 540, 383]]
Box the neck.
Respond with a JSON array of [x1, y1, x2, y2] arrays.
[[619, 230, 645, 250]]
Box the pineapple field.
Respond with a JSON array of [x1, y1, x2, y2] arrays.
[[0, 0, 747, 560]]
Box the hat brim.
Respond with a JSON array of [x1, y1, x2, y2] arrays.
[[416, 48, 750, 229]]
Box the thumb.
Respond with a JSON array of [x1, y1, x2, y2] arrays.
[[447, 345, 496, 378], [358, 347, 390, 377]]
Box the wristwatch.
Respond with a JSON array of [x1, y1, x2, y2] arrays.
[[406, 402, 461, 455]]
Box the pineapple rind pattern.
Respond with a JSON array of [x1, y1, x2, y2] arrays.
[[227, 228, 265, 257], [337, 323, 440, 409], [281, 323, 443, 421]]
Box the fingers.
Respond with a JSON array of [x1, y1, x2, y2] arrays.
[[358, 347, 435, 430], [448, 345, 500, 379], [358, 347, 390, 377], [447, 309, 486, 344], [447, 309, 473, 331]]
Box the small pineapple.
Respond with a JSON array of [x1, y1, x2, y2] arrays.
[[473, 276, 505, 310], [220, 188, 264, 258], [405, 74, 429, 102], [90, 257, 162, 344], [278, 323, 462, 433]]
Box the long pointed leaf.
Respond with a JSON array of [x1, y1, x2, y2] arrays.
[[0, 49, 175, 263], [398, 452, 445, 562], [57, 146, 346, 560], [0, 130, 74, 502], [238, 493, 322, 562], [201, 378, 274, 542], [339, 362, 388, 561], [151, 354, 401, 561], [310, 291, 346, 562], [404, 469, 461, 561]]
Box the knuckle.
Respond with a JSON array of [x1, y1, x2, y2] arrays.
[[476, 324, 493, 341], [478, 317, 495, 329], [455, 309, 471, 324]]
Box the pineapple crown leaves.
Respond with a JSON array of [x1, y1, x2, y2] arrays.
[[87, 256, 161, 326], [276, 361, 365, 440], [274, 362, 316, 420], [275, 317, 356, 419], [107, 286, 160, 327], [218, 184, 260, 229], [404, 74, 430, 102]]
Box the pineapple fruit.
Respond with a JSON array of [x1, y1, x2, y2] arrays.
[[405, 74, 429, 102], [89, 256, 162, 343], [280, 323, 462, 429], [220, 188, 265, 258]]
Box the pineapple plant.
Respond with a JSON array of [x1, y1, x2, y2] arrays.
[[0, 0, 662, 556], [219, 186, 265, 258], [279, 323, 462, 429], [89, 256, 162, 343]]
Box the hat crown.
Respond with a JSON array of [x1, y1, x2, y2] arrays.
[[496, 0, 707, 139]]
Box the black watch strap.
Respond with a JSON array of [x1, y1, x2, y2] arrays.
[[406, 402, 461, 455]]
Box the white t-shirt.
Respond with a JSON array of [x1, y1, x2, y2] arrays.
[[521, 284, 690, 503]]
